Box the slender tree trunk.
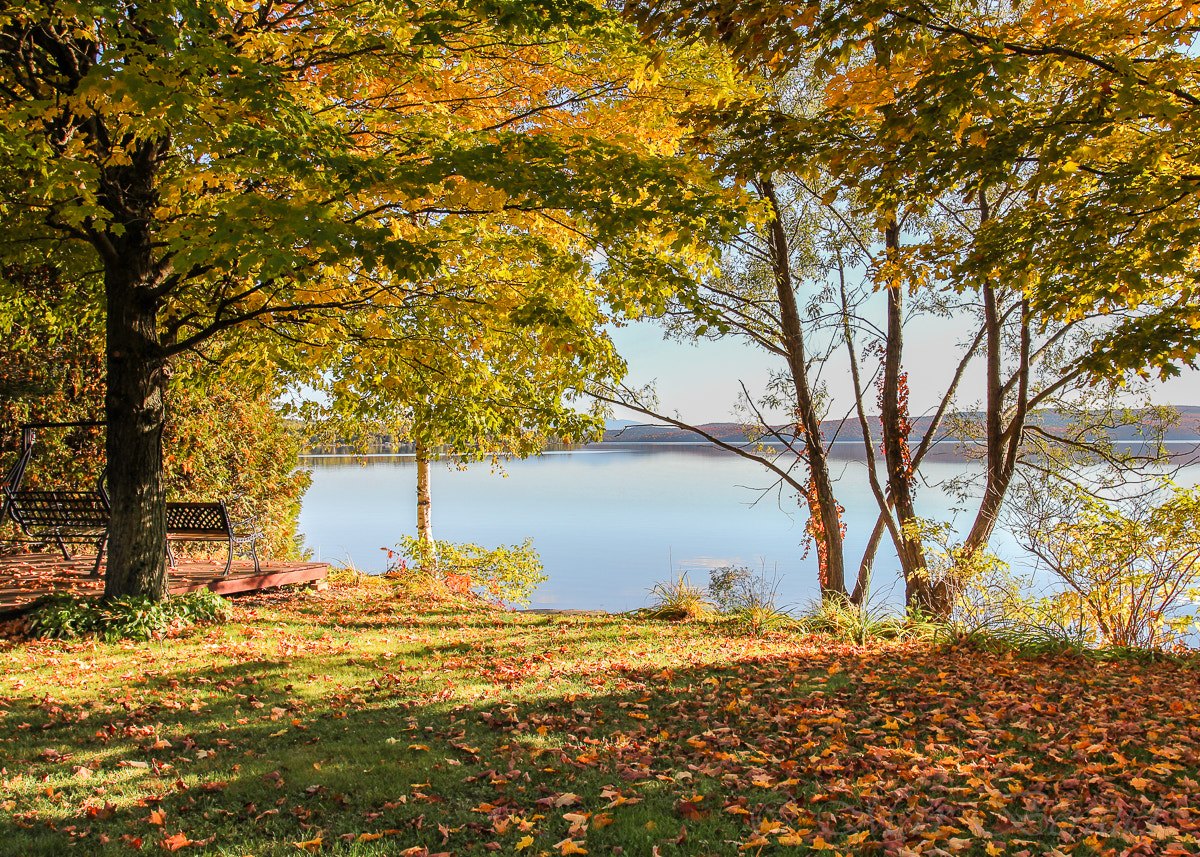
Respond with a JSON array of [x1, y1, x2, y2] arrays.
[[880, 219, 942, 615], [960, 298, 1031, 555], [850, 514, 887, 605], [761, 176, 847, 599], [415, 437, 434, 547], [961, 193, 1031, 561], [103, 236, 169, 600]]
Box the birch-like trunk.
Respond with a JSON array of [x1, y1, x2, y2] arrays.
[[415, 437, 434, 549]]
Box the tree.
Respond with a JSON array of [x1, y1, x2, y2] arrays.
[[307, 230, 624, 548], [0, 0, 739, 598], [164, 362, 311, 562], [626, 0, 1190, 616], [0, 264, 310, 559], [298, 24, 740, 553], [631, 0, 1200, 374], [0, 263, 107, 525]]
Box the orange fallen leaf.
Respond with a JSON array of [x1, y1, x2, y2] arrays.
[[161, 832, 191, 852]]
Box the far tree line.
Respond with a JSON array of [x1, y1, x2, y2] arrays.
[[1, 0, 1198, 621]]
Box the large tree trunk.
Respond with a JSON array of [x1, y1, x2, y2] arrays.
[[761, 176, 847, 599], [100, 137, 172, 600], [103, 241, 169, 600]]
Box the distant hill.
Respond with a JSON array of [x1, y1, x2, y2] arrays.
[[600, 407, 1200, 445]]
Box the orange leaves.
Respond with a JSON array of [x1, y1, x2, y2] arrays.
[[6, 584, 1200, 857], [158, 832, 215, 852], [544, 792, 581, 808], [676, 799, 708, 821], [160, 833, 190, 852]]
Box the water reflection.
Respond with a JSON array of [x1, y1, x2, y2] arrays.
[[297, 443, 991, 612]]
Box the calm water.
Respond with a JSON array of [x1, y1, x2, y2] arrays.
[[297, 443, 1017, 612]]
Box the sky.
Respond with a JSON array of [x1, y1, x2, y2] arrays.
[[607, 317, 1200, 426]]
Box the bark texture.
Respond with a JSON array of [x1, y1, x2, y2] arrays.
[[415, 437, 434, 546], [761, 176, 846, 598], [879, 220, 945, 616]]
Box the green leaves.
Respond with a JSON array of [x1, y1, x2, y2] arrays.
[[25, 590, 230, 641], [393, 535, 548, 606]]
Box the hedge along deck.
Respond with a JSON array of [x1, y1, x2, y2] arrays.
[[0, 552, 329, 618]]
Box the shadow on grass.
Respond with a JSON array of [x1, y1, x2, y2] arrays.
[[3, 587, 1200, 856]]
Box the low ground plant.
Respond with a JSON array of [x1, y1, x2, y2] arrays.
[[390, 535, 547, 606], [325, 558, 368, 586], [706, 564, 794, 635], [24, 589, 230, 641], [797, 595, 915, 644], [642, 571, 714, 620]]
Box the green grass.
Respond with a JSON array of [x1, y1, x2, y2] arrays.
[[1, 579, 1198, 856]]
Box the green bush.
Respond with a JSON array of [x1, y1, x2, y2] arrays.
[[1005, 484, 1200, 650], [26, 590, 230, 641], [390, 536, 547, 607], [797, 597, 915, 644], [706, 565, 793, 635]]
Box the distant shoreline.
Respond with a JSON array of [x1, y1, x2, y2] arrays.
[[298, 437, 1200, 460]]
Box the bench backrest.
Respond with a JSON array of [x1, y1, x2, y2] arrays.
[[165, 501, 231, 536], [6, 490, 110, 533]]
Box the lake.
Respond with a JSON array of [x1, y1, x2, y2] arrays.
[[297, 443, 1023, 612]]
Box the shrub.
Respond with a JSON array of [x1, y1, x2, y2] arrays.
[[1015, 485, 1200, 649], [390, 536, 547, 607], [904, 518, 1028, 636], [706, 565, 793, 636], [25, 590, 230, 641], [644, 571, 714, 620]]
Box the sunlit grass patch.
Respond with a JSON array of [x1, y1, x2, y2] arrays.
[[1, 581, 1198, 856]]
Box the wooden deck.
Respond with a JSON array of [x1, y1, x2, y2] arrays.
[[0, 551, 329, 616]]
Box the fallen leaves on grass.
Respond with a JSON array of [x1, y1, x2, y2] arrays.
[[3, 581, 1199, 856]]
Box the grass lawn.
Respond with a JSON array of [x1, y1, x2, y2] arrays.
[[1, 579, 1198, 856]]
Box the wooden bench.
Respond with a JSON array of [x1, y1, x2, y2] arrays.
[[3, 427, 261, 577], [3, 491, 260, 579], [166, 500, 262, 577], [3, 489, 110, 576]]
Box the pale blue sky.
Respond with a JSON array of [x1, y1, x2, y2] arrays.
[[608, 319, 1200, 425]]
